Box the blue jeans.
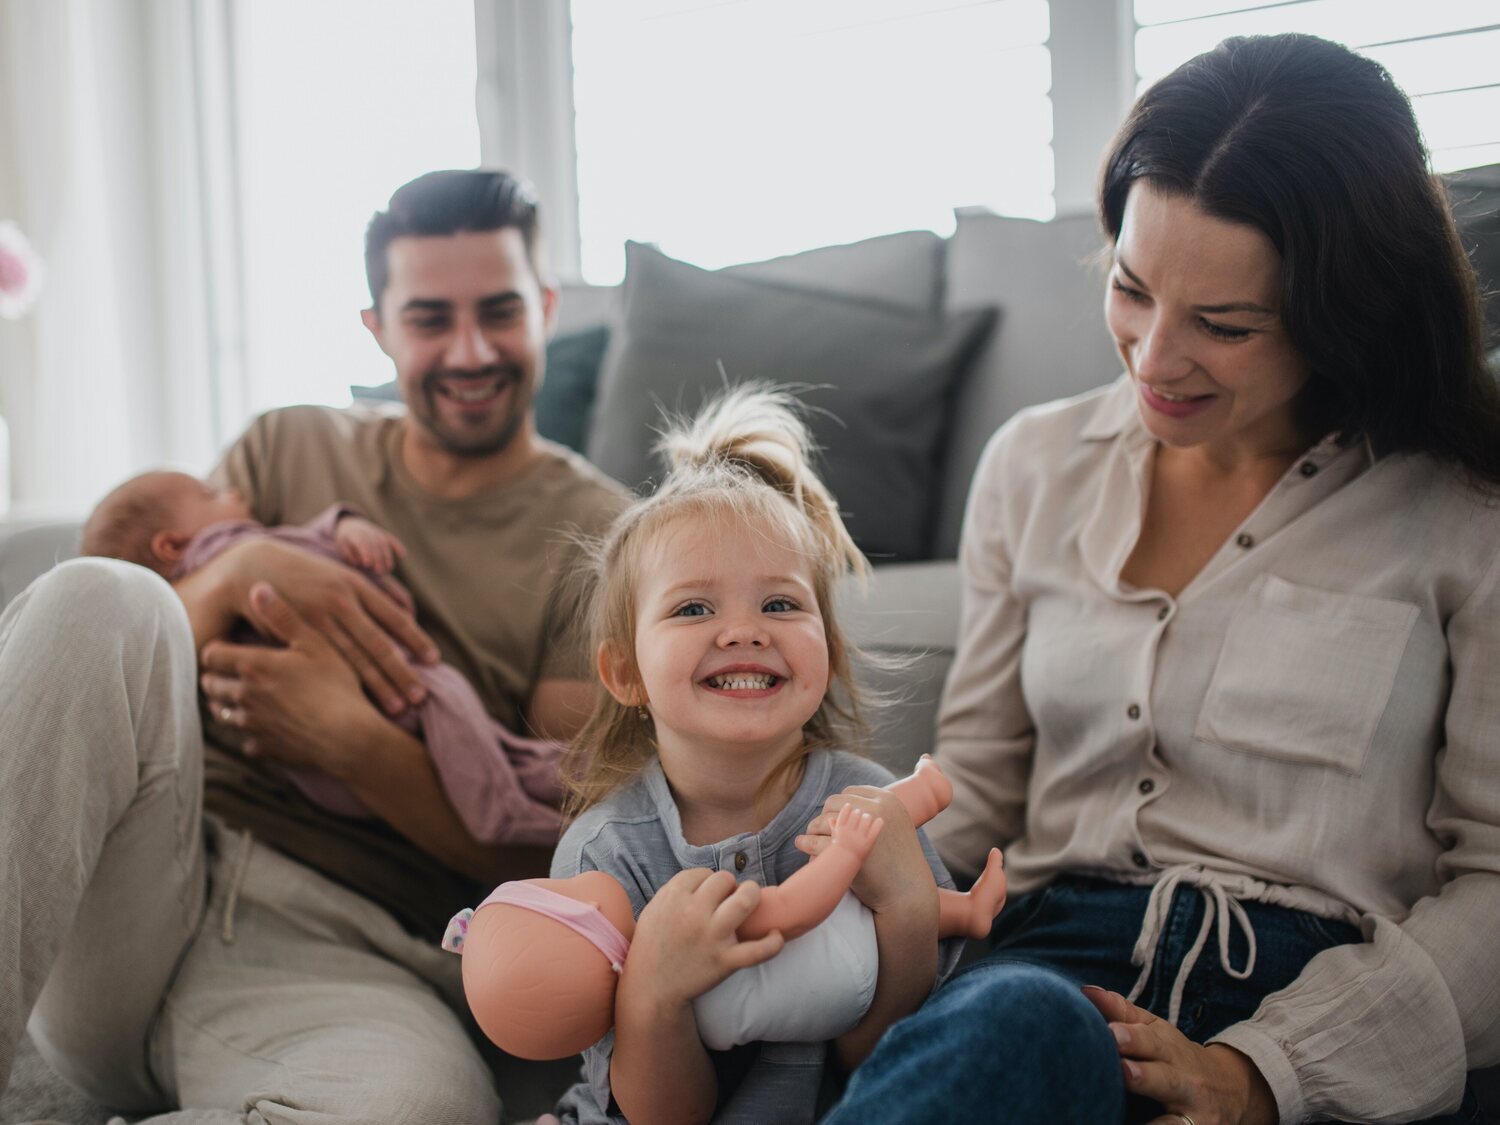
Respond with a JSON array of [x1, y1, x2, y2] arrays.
[[822, 877, 1483, 1124]]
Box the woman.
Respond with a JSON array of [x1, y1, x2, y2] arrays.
[[823, 33, 1499, 1125]]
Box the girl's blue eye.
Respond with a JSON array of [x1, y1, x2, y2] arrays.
[[763, 598, 797, 614], [673, 601, 710, 617]]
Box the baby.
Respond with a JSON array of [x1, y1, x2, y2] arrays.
[[81, 469, 563, 845]]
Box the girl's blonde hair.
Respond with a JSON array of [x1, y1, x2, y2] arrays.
[[563, 385, 870, 816]]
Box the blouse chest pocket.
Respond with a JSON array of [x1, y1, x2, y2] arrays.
[[1193, 574, 1419, 775]]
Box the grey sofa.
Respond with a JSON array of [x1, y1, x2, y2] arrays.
[[5, 199, 1499, 1121]]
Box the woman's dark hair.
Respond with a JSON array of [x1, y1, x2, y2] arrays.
[[1100, 33, 1500, 487], [364, 169, 546, 311]]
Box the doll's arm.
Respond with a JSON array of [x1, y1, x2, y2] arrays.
[[884, 754, 954, 827], [737, 805, 883, 941]]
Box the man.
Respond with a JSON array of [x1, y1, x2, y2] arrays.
[[0, 170, 627, 1123]]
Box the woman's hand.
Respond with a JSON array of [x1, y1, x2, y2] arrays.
[[1083, 987, 1278, 1125]]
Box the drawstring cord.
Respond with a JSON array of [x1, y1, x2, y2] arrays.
[[220, 829, 255, 944], [1126, 864, 1258, 1027]]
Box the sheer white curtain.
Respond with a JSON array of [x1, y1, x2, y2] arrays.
[[0, 0, 239, 518]]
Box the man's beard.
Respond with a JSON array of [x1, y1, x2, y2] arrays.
[[413, 366, 530, 458]]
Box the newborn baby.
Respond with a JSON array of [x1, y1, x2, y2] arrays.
[[81, 469, 564, 845]]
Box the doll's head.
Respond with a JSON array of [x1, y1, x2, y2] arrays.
[[457, 872, 635, 1059], [564, 386, 870, 814], [81, 470, 252, 577]]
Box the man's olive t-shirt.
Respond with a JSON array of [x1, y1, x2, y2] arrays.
[[205, 404, 629, 938]]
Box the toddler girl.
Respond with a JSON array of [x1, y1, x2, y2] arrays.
[[547, 388, 966, 1125]]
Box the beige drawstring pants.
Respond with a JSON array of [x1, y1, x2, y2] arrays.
[[1, 559, 501, 1124]]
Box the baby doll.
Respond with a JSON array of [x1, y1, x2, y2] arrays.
[[442, 754, 1006, 1060], [81, 469, 562, 844]]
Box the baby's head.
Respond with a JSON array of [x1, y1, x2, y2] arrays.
[[81, 470, 252, 577], [566, 387, 869, 812]]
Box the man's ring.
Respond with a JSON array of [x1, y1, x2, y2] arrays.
[[1172, 1115, 1196, 1125], [220, 705, 233, 723]]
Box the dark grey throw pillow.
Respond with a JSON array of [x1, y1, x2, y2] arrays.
[[587, 242, 998, 563]]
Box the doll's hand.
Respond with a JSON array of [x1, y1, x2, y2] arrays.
[[334, 516, 407, 575], [800, 786, 935, 918], [827, 801, 884, 863], [627, 868, 786, 1008]]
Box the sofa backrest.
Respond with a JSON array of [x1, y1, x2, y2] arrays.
[[560, 213, 1121, 562]]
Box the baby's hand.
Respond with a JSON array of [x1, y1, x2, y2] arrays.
[[334, 516, 406, 575], [799, 786, 934, 917], [627, 869, 785, 1008]]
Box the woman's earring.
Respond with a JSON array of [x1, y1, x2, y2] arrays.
[[637, 706, 650, 723]]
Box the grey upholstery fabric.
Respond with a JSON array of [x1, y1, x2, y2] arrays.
[[586, 241, 997, 562], [935, 210, 1121, 558]]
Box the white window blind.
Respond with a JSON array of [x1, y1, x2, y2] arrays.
[[233, 0, 481, 414], [1133, 1, 1500, 173], [569, 0, 1055, 285]]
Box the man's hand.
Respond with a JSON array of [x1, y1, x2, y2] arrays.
[[185, 537, 438, 714], [334, 515, 407, 576], [200, 582, 389, 774], [1083, 986, 1278, 1125]]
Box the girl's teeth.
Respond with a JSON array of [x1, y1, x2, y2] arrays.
[[711, 674, 774, 690]]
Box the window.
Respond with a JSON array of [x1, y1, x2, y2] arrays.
[[234, 0, 481, 415], [569, 0, 1055, 284], [1133, 1, 1500, 172]]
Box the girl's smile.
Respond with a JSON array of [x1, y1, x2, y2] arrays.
[[606, 516, 831, 771]]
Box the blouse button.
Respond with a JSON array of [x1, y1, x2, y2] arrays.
[[733, 852, 748, 872], [1126, 703, 1141, 720], [1235, 533, 1255, 549], [1299, 461, 1319, 478], [1131, 851, 1149, 869], [1156, 605, 1170, 621], [1138, 778, 1155, 795]]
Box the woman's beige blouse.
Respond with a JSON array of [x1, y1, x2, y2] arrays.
[[928, 376, 1500, 1124]]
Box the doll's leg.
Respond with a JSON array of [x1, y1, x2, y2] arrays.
[[936, 847, 1007, 941], [2, 560, 207, 1109], [883, 754, 954, 827]]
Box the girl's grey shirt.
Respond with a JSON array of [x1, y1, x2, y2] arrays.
[[551, 749, 960, 1125]]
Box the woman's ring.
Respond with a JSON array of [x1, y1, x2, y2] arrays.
[[220, 705, 233, 723], [1173, 1115, 1196, 1125]]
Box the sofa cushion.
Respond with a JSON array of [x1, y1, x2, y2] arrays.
[[0, 520, 80, 611], [587, 241, 998, 563], [724, 230, 946, 312], [937, 210, 1121, 557]]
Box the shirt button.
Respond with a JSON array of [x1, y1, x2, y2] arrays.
[[1299, 461, 1318, 477], [1138, 778, 1155, 795], [1126, 703, 1141, 720], [1235, 533, 1255, 549], [1132, 851, 1149, 869], [1156, 605, 1170, 621], [734, 852, 748, 872]]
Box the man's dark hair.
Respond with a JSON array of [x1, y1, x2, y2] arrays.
[[364, 169, 546, 312], [1100, 33, 1500, 487]]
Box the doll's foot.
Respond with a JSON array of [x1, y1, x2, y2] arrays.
[[937, 847, 1007, 940], [888, 754, 954, 827]]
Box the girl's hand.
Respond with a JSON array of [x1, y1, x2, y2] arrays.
[[1082, 987, 1277, 1125], [800, 786, 935, 917], [627, 868, 786, 1008], [334, 515, 407, 575]]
